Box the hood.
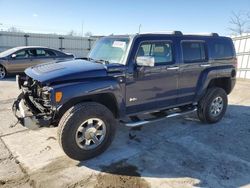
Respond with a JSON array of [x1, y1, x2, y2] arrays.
[[25, 59, 107, 84]]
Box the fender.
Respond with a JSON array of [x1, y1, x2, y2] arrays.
[[51, 78, 126, 119], [194, 65, 235, 103]]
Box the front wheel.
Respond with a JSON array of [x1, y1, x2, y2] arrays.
[[58, 102, 116, 161], [0, 65, 7, 79], [197, 87, 228, 124]]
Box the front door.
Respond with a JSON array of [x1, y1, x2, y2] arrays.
[[126, 40, 179, 114], [8, 49, 32, 72]]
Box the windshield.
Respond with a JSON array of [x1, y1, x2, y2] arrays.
[[89, 37, 130, 64], [0, 47, 18, 58]]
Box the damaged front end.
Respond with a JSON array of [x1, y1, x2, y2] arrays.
[[12, 75, 54, 129]]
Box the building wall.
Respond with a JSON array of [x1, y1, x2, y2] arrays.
[[232, 34, 250, 79], [0, 31, 99, 58]]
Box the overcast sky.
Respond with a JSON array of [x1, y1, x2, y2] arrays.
[[0, 0, 249, 36]]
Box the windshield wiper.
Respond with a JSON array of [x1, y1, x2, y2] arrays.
[[87, 57, 110, 65], [86, 57, 95, 61], [95, 59, 110, 65]]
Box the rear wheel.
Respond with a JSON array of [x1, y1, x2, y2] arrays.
[[197, 87, 228, 124], [0, 65, 6, 79], [58, 102, 116, 161]]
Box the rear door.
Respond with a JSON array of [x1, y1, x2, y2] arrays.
[[178, 40, 209, 104], [51, 49, 74, 62], [31, 49, 57, 65]]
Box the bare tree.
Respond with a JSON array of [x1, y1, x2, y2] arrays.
[[67, 30, 78, 36], [84, 31, 93, 37], [247, 12, 250, 32], [7, 26, 23, 33], [228, 11, 250, 35]]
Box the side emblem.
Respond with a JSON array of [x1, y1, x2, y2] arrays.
[[129, 97, 137, 102]]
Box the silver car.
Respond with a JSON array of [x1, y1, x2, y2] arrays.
[[0, 46, 74, 79]]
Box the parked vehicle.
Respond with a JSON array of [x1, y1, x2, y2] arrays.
[[0, 46, 74, 79], [13, 31, 237, 160]]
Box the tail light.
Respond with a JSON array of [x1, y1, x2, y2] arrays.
[[231, 57, 237, 78], [233, 57, 238, 68]]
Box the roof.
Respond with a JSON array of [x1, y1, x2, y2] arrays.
[[13, 46, 52, 50], [138, 31, 219, 37], [0, 46, 63, 58], [106, 31, 220, 39], [9, 46, 62, 53]]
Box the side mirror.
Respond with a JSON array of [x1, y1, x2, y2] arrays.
[[11, 54, 17, 59], [136, 56, 155, 67]]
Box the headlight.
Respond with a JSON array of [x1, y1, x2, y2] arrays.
[[41, 86, 53, 100], [42, 90, 51, 100]]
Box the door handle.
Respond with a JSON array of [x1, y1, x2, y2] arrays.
[[167, 66, 179, 70], [200, 64, 211, 67]]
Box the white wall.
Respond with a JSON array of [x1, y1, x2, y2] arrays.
[[0, 31, 99, 58], [232, 34, 250, 79]]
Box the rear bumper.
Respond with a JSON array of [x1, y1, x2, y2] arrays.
[[12, 93, 51, 129]]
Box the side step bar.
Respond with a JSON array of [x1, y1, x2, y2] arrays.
[[125, 107, 197, 127]]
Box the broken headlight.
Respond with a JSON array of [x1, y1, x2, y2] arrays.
[[40, 87, 53, 108]]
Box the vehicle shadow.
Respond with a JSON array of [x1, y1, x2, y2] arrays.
[[0, 74, 16, 82], [77, 104, 250, 187]]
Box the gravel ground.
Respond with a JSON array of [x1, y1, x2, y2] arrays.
[[0, 77, 250, 188]]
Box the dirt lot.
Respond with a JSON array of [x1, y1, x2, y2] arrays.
[[0, 77, 250, 188]]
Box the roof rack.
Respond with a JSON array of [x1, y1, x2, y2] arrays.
[[138, 31, 219, 37], [184, 33, 219, 37], [140, 31, 183, 35]]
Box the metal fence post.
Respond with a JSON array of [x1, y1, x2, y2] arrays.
[[59, 36, 65, 51], [24, 34, 29, 46], [87, 38, 92, 51]]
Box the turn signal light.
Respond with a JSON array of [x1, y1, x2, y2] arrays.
[[55, 91, 62, 102]]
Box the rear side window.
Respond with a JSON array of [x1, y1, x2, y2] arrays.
[[137, 41, 173, 65], [36, 49, 56, 57], [45, 50, 56, 57], [211, 40, 234, 59], [182, 42, 206, 63], [36, 49, 47, 57]]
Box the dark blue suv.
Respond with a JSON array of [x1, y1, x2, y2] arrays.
[[13, 31, 237, 160]]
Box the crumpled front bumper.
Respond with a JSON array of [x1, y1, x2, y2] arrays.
[[12, 93, 51, 129]]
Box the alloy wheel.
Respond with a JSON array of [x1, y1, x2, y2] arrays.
[[210, 96, 224, 117], [75, 118, 107, 150]]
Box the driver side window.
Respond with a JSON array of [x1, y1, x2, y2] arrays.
[[137, 41, 173, 65], [15, 50, 29, 59]]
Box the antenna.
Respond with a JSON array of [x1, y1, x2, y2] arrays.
[[81, 20, 84, 37], [138, 24, 142, 34]]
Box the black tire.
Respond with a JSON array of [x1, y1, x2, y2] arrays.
[[197, 87, 228, 124], [0, 65, 7, 79], [58, 102, 116, 161]]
